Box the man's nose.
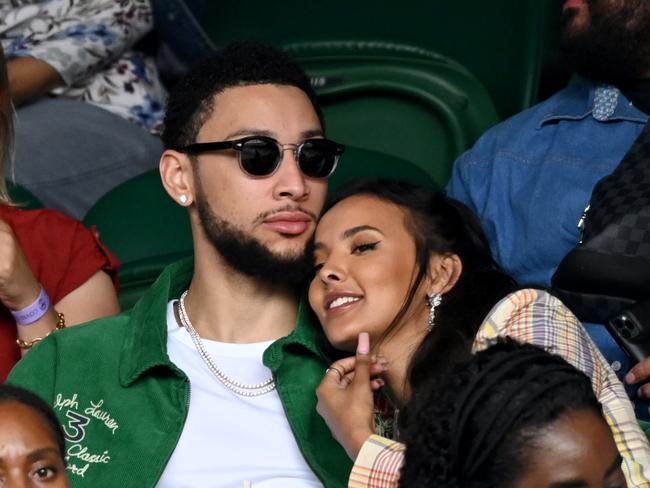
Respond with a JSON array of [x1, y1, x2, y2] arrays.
[[272, 146, 308, 200]]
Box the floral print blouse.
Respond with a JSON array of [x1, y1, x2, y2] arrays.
[[1, 0, 165, 133]]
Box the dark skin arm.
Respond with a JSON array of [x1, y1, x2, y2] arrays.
[[625, 357, 650, 397], [7, 57, 63, 106]]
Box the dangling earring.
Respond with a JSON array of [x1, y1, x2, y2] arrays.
[[427, 293, 442, 332]]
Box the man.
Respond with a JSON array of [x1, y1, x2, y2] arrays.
[[447, 0, 650, 404], [8, 43, 351, 487]]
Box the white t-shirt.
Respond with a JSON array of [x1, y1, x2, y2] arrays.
[[156, 301, 323, 488]]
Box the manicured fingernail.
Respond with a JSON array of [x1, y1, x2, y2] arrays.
[[358, 332, 370, 354], [626, 372, 635, 384]]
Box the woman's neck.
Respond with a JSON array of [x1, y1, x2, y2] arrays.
[[375, 322, 427, 408]]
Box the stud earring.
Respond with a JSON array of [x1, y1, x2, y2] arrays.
[[179, 195, 188, 204], [426, 293, 442, 332]]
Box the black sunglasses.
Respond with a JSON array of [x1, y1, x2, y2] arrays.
[[180, 136, 345, 179]]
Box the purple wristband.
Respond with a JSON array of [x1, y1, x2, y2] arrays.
[[10, 287, 50, 325]]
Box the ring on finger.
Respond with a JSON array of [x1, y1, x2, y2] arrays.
[[326, 366, 344, 381]]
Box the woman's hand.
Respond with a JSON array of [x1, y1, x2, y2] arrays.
[[0, 218, 41, 310], [316, 332, 387, 460]]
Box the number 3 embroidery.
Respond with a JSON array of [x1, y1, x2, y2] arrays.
[[63, 410, 90, 442]]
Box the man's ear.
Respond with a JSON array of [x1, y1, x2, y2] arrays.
[[160, 149, 195, 206], [426, 253, 463, 296]]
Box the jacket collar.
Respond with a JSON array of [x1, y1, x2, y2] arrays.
[[263, 298, 329, 372], [119, 258, 193, 387], [118, 258, 327, 386], [537, 79, 648, 128]]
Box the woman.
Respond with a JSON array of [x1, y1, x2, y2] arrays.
[[0, 43, 120, 379], [400, 339, 627, 488], [309, 180, 650, 487], [0, 384, 70, 486]]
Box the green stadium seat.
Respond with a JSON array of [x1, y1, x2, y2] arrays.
[[83, 146, 433, 309], [200, 0, 557, 119], [7, 181, 43, 209], [287, 41, 499, 186], [83, 169, 191, 310]]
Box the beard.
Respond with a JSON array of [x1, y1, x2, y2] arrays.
[[194, 180, 314, 287], [560, 0, 650, 84]]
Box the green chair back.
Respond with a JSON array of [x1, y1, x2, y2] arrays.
[[201, 0, 557, 119], [288, 41, 499, 186], [7, 181, 43, 209], [83, 170, 192, 309]]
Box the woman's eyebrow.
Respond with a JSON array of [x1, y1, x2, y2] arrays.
[[341, 225, 384, 240], [546, 454, 622, 488], [27, 447, 61, 462], [312, 225, 384, 252], [548, 481, 586, 488]]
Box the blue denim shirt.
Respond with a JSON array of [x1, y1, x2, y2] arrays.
[[447, 80, 650, 414]]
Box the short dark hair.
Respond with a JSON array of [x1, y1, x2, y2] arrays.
[[399, 339, 603, 487], [322, 179, 517, 389], [0, 384, 66, 458], [162, 42, 323, 150]]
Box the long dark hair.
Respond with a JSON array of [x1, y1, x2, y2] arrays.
[[322, 179, 517, 390], [398, 340, 604, 487]]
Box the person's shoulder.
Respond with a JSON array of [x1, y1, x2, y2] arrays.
[[464, 83, 591, 154], [21, 312, 129, 364], [0, 206, 85, 235], [474, 288, 578, 353], [8, 313, 131, 391], [487, 288, 570, 317], [60, 311, 129, 334]]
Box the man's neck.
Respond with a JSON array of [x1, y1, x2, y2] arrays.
[[183, 246, 301, 344]]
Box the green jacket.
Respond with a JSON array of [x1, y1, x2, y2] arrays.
[[8, 259, 352, 487]]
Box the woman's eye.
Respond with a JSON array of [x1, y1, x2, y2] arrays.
[[32, 466, 55, 480], [352, 242, 379, 254], [313, 262, 324, 272]]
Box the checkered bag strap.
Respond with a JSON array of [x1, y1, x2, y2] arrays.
[[581, 120, 650, 257], [551, 121, 650, 323]]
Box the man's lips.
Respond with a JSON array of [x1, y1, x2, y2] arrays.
[[263, 212, 312, 235]]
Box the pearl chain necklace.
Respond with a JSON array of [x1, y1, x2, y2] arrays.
[[178, 290, 276, 397]]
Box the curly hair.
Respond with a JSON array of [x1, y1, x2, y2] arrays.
[[162, 42, 323, 151], [398, 339, 603, 488]]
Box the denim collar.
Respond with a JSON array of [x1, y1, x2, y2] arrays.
[[537, 79, 649, 128], [118, 257, 327, 386]]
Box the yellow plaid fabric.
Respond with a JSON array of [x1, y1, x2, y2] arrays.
[[349, 289, 650, 487]]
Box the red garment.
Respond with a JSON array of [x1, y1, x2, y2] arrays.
[[0, 206, 119, 380]]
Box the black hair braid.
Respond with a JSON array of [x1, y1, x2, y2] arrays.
[[399, 340, 602, 488]]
